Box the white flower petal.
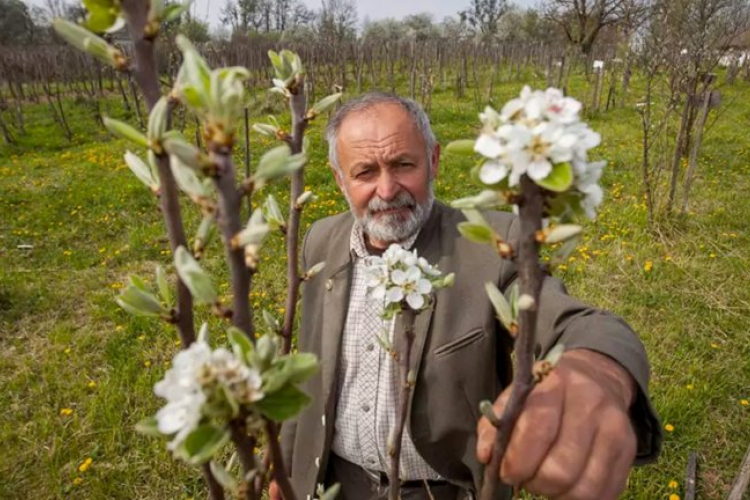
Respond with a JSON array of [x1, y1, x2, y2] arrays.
[[479, 161, 508, 185], [474, 134, 504, 158], [386, 287, 404, 305], [527, 158, 552, 181], [406, 292, 425, 310]]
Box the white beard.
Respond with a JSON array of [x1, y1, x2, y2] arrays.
[[343, 185, 434, 244]]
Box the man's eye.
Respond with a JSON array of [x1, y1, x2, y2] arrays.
[[398, 161, 413, 168], [356, 169, 375, 179]]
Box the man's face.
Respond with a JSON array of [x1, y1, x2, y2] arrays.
[[333, 103, 440, 250]]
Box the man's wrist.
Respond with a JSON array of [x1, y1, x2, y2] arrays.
[[562, 348, 637, 409]]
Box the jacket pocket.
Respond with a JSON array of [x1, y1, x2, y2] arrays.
[[433, 328, 486, 358]]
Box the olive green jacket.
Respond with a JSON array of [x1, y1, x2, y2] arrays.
[[280, 202, 661, 499]]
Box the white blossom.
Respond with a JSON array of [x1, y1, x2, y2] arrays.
[[473, 86, 606, 218], [153, 339, 263, 450], [364, 244, 446, 314]]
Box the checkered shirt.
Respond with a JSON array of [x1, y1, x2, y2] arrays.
[[330, 223, 442, 480]]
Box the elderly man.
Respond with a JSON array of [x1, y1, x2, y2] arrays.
[[274, 92, 661, 500]]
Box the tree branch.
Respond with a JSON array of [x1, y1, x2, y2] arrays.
[[281, 82, 309, 354], [479, 176, 544, 500]]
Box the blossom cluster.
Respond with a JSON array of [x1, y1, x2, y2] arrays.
[[364, 244, 453, 314], [154, 339, 263, 450], [474, 86, 605, 218]]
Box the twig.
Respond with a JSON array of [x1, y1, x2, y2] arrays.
[[479, 176, 544, 500], [210, 149, 254, 339], [265, 419, 297, 500], [281, 83, 309, 354], [229, 419, 258, 500], [389, 308, 417, 500]]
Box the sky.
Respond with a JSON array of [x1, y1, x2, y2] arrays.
[[27, 0, 537, 29]]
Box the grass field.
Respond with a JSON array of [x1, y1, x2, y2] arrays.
[[1, 71, 750, 500]]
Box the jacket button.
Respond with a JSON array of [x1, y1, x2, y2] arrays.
[[325, 279, 333, 291], [315, 456, 320, 468]]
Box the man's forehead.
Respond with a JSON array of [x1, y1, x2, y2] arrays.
[[336, 102, 424, 156]]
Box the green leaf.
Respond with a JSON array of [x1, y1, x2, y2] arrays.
[[178, 424, 230, 464], [209, 461, 239, 495], [281, 352, 319, 385], [227, 327, 254, 363], [116, 279, 168, 317], [254, 145, 307, 187], [544, 224, 582, 244], [544, 344, 565, 366], [309, 93, 342, 116], [135, 416, 163, 437], [52, 19, 123, 68], [255, 334, 278, 370], [174, 246, 218, 304], [457, 222, 494, 244], [451, 190, 504, 210], [147, 96, 169, 143], [445, 139, 477, 155], [537, 162, 573, 193], [509, 283, 520, 321], [103, 117, 148, 147], [485, 282, 512, 331], [124, 151, 159, 192], [255, 384, 311, 422], [155, 266, 172, 306]]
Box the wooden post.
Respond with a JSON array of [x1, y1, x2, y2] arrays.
[[685, 451, 697, 500], [727, 444, 750, 500]]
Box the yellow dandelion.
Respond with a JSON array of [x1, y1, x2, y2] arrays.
[[644, 261, 653, 272], [78, 457, 93, 473], [740, 399, 749, 406], [711, 343, 719, 349], [88, 381, 96, 388], [73, 477, 83, 486], [665, 423, 674, 432], [669, 480, 678, 489], [64, 347, 72, 354], [60, 408, 74, 416], [144, 360, 152, 367], [686, 384, 694, 390], [669, 495, 680, 500]]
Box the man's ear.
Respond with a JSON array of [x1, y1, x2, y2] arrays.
[[332, 166, 345, 192], [430, 143, 441, 180]]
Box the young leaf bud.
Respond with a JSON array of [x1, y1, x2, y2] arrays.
[[517, 294, 536, 311], [124, 151, 160, 194], [147, 96, 170, 149], [303, 262, 326, 281], [104, 117, 148, 147], [485, 282, 513, 332], [174, 246, 219, 304], [295, 191, 315, 208], [479, 400, 501, 427], [52, 19, 127, 69], [307, 93, 342, 120], [543, 224, 583, 245]]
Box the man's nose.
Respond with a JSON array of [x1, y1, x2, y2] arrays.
[[376, 171, 400, 201]]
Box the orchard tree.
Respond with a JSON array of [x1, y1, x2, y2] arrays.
[[459, 0, 511, 37]]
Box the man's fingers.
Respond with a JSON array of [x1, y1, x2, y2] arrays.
[[522, 374, 604, 497], [476, 389, 511, 464], [499, 371, 564, 485], [556, 407, 636, 500], [559, 408, 637, 500], [269, 480, 283, 500]]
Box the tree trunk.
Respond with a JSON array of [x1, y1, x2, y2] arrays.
[[681, 89, 713, 214]]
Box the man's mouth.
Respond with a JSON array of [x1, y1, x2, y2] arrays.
[[371, 206, 412, 216]]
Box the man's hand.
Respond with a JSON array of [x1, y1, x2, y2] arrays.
[[476, 349, 637, 500], [269, 480, 283, 500]]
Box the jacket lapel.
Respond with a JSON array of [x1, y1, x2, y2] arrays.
[[320, 224, 353, 402]]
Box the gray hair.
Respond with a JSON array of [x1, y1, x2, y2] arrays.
[[325, 92, 437, 176]]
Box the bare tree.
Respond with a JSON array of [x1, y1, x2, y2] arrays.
[[542, 0, 632, 54], [459, 0, 510, 37]]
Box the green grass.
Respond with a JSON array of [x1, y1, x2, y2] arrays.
[[1, 71, 750, 500]]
